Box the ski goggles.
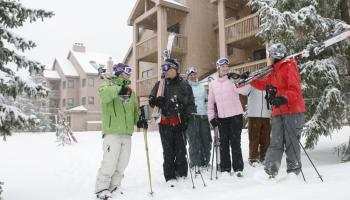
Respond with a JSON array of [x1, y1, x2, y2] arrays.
[[122, 66, 133, 75], [161, 63, 177, 72], [114, 65, 133, 75], [216, 57, 230, 67]]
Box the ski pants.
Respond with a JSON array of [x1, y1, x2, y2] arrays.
[[95, 134, 131, 193], [159, 124, 188, 181], [186, 115, 212, 168], [217, 114, 244, 172], [248, 117, 271, 162], [264, 113, 304, 175]]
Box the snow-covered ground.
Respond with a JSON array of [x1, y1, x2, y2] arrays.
[[1, 127, 350, 200]]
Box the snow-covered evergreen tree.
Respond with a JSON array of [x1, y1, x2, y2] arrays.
[[15, 73, 52, 132], [0, 0, 53, 139], [248, 0, 350, 149]]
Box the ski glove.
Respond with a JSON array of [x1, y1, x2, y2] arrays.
[[210, 118, 220, 128], [227, 72, 240, 79], [270, 96, 288, 107], [240, 71, 251, 79], [137, 119, 148, 129]]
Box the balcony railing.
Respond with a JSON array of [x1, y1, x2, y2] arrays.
[[136, 34, 158, 60], [230, 59, 268, 74], [136, 33, 187, 60], [171, 33, 187, 54], [225, 13, 260, 44], [136, 75, 158, 97]]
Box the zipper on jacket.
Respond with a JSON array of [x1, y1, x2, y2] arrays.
[[112, 99, 117, 117], [122, 103, 128, 130], [109, 114, 111, 128], [261, 91, 263, 117]]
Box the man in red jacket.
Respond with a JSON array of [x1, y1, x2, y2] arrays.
[[250, 43, 306, 178]]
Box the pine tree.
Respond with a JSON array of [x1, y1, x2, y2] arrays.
[[248, 0, 350, 149], [0, 0, 54, 139], [15, 73, 52, 132]]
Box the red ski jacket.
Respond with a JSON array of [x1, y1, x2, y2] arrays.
[[251, 58, 306, 116]]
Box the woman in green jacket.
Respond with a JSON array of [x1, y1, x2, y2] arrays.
[[95, 63, 146, 199]]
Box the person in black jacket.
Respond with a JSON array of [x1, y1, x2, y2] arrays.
[[149, 59, 195, 187]]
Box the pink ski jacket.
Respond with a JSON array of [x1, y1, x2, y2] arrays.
[[207, 75, 246, 121]]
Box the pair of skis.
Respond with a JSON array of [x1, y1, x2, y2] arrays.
[[235, 29, 350, 88]]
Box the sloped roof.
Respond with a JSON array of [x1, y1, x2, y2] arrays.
[[128, 0, 189, 25], [70, 51, 116, 75], [54, 58, 79, 77], [43, 70, 61, 80]]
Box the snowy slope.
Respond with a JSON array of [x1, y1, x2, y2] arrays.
[[1, 127, 350, 200]]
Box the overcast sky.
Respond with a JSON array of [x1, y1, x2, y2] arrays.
[[16, 0, 136, 69]]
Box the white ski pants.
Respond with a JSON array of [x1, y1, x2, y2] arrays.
[[95, 134, 131, 193]]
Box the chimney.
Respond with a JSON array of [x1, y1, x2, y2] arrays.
[[72, 43, 86, 53], [107, 57, 114, 74]]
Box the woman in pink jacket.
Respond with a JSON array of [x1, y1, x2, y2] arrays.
[[208, 57, 246, 177]]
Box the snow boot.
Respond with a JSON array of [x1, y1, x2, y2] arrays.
[[96, 190, 112, 200]]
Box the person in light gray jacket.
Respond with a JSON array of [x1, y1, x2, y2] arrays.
[[241, 84, 272, 166], [185, 67, 212, 170]]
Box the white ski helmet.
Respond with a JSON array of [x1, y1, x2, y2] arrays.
[[186, 66, 197, 76], [268, 43, 287, 60]]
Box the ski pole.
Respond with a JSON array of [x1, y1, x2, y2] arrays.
[[278, 107, 323, 182], [143, 127, 154, 195], [210, 137, 215, 180], [140, 106, 154, 195], [182, 132, 195, 189]]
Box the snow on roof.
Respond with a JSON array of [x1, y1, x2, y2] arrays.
[[43, 70, 61, 80], [72, 51, 116, 75], [86, 121, 102, 124], [162, 0, 188, 8], [56, 58, 79, 77], [68, 105, 88, 112]]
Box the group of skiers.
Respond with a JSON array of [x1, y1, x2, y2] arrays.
[[93, 42, 306, 199]]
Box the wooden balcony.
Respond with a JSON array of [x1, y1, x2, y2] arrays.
[[136, 33, 187, 62], [225, 13, 261, 48], [136, 75, 158, 97], [49, 90, 60, 98], [136, 35, 158, 62], [230, 59, 268, 74]]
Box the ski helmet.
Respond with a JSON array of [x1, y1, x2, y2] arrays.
[[186, 66, 198, 76], [161, 59, 179, 72], [216, 57, 230, 68], [268, 43, 287, 60]]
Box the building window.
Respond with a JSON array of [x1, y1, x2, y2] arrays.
[[67, 80, 74, 88], [82, 79, 86, 87], [88, 78, 94, 87], [67, 98, 74, 107], [67, 116, 71, 125], [62, 99, 66, 107], [253, 49, 267, 61], [49, 99, 59, 107], [82, 97, 86, 105], [62, 81, 66, 89], [88, 96, 94, 105], [142, 69, 153, 79]]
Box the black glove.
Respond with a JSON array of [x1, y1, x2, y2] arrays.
[[270, 96, 288, 107], [210, 118, 220, 127], [240, 71, 251, 79], [155, 96, 167, 108], [227, 72, 240, 79], [137, 119, 148, 129], [119, 86, 129, 95]]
